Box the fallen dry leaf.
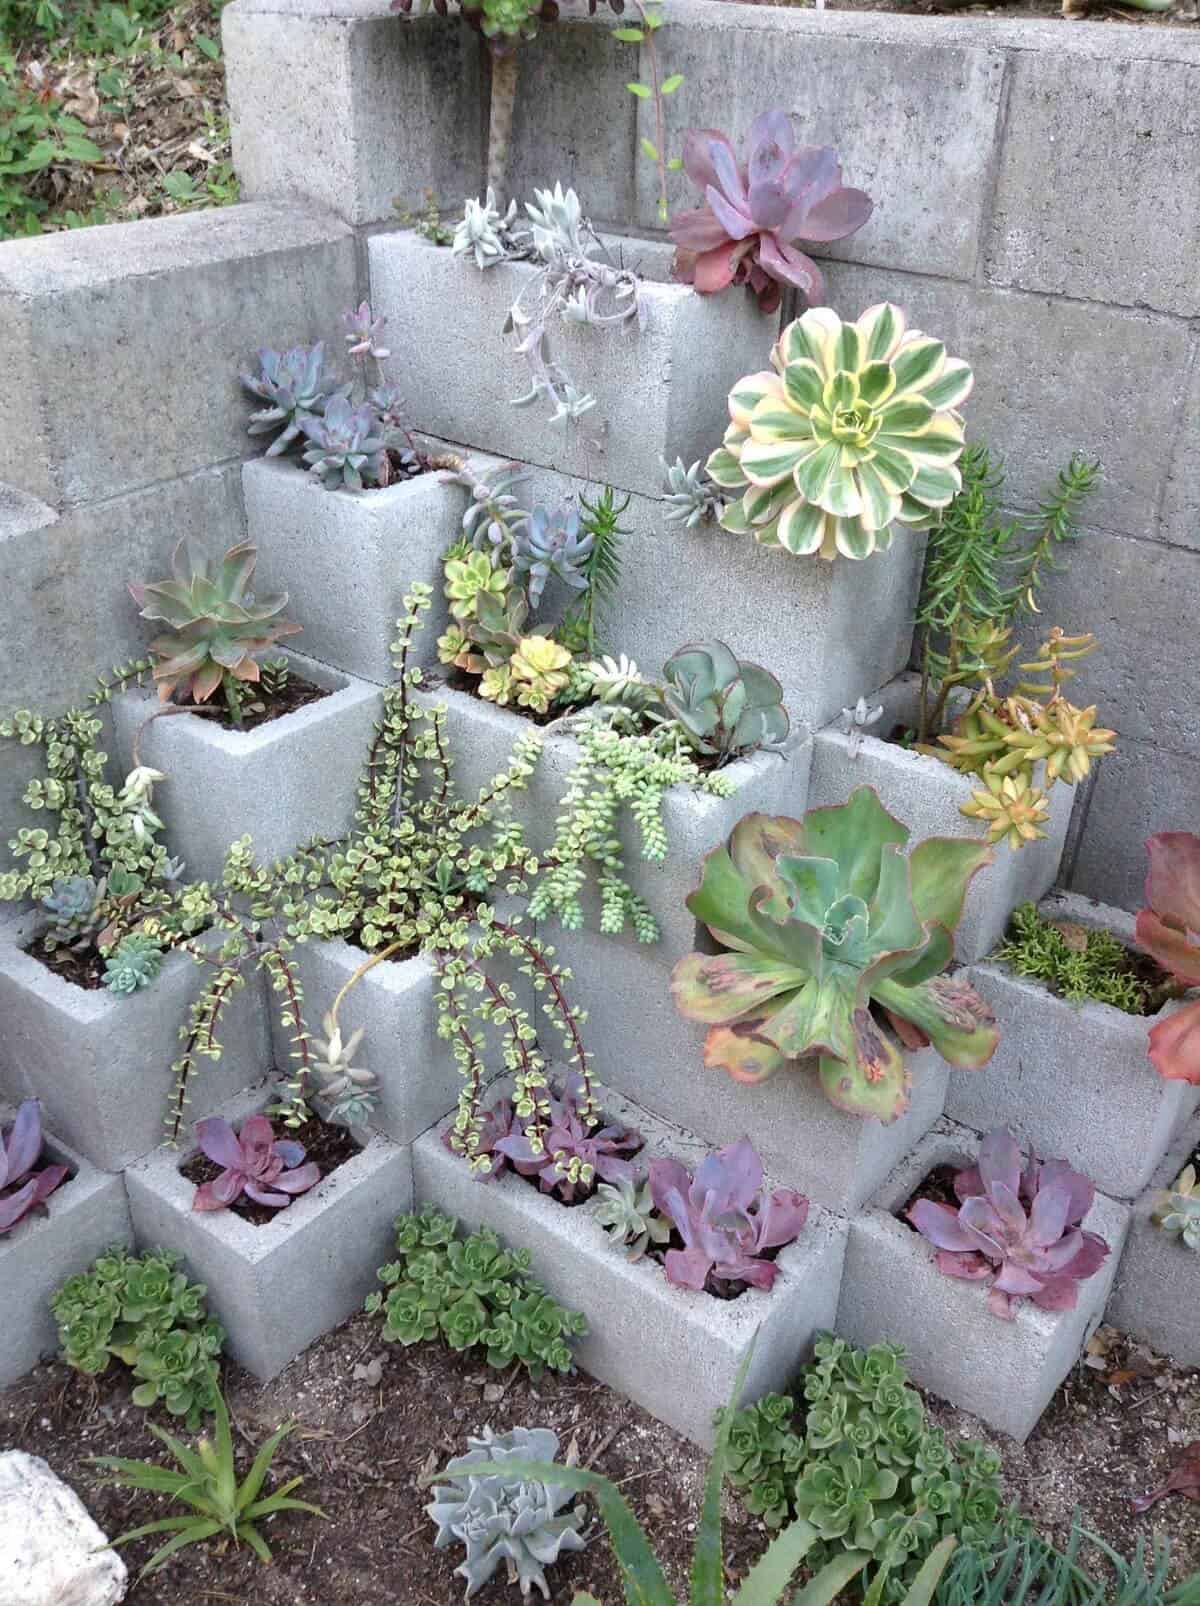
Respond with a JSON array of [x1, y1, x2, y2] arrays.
[[1131, 1441, 1200, 1513]]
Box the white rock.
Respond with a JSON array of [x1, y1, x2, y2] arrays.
[[0, 1451, 127, 1606]]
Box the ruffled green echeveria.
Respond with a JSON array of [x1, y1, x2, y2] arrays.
[[706, 303, 973, 561], [670, 786, 999, 1122]]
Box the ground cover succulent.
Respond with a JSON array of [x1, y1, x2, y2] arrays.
[[190, 1113, 320, 1212], [0, 1099, 68, 1236], [1135, 832, 1200, 1085]]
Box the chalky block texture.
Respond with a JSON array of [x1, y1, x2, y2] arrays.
[[0, 1452, 128, 1606]]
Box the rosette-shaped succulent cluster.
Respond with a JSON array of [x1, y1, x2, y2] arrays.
[[707, 303, 973, 561], [908, 1129, 1110, 1319], [669, 110, 873, 314], [513, 505, 593, 608], [672, 787, 999, 1121], [427, 1426, 589, 1600], [1151, 1164, 1200, 1250], [240, 343, 348, 456], [1, 1099, 68, 1236], [1136, 831, 1200, 1086], [190, 1113, 320, 1213], [299, 396, 388, 491], [660, 641, 789, 762], [593, 1176, 671, 1261], [480, 1074, 641, 1203], [102, 931, 164, 994]]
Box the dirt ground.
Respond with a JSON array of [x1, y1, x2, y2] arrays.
[[2, 1316, 1197, 1604]]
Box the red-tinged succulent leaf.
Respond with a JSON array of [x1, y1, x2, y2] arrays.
[[269, 1163, 320, 1196], [193, 1177, 241, 1211], [1147, 998, 1200, 1085], [934, 1248, 992, 1283], [1, 1100, 42, 1185], [195, 1117, 244, 1172], [907, 1200, 977, 1253], [670, 951, 804, 1026], [1143, 833, 1200, 943], [702, 1022, 786, 1084], [1131, 1442, 1200, 1514], [30, 1164, 69, 1206], [817, 1022, 910, 1124], [0, 1180, 39, 1234], [885, 1010, 930, 1051], [874, 973, 999, 1071], [1136, 909, 1200, 989]]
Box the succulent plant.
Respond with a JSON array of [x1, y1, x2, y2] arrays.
[[839, 696, 884, 758], [103, 931, 164, 994], [513, 505, 594, 608], [661, 455, 724, 529], [669, 110, 873, 315], [343, 300, 390, 361], [593, 1176, 671, 1261], [795, 1446, 901, 1545], [480, 665, 518, 706], [671, 787, 999, 1121], [526, 180, 587, 259], [41, 872, 112, 948], [453, 187, 524, 269], [190, 1113, 320, 1213], [1135, 832, 1200, 1086], [299, 396, 388, 491], [130, 539, 301, 710], [660, 641, 790, 762], [426, 1425, 589, 1599], [310, 1010, 379, 1128], [445, 550, 511, 620], [908, 1129, 1110, 1319], [487, 1074, 642, 1203], [648, 1136, 808, 1292], [578, 653, 655, 715], [240, 343, 346, 455], [1151, 1164, 1200, 1250], [957, 770, 1052, 852], [510, 636, 573, 714], [707, 303, 973, 561], [443, 460, 532, 558], [467, 589, 531, 671], [0, 1099, 68, 1235]]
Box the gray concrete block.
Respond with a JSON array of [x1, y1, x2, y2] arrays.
[[808, 675, 1074, 965], [109, 651, 383, 886], [1161, 344, 1200, 552], [0, 1122, 133, 1385], [414, 1076, 847, 1447], [952, 893, 1200, 1199], [836, 1121, 1130, 1442], [1105, 1113, 1200, 1369], [367, 230, 769, 501], [223, 2, 483, 226], [631, 0, 1005, 283], [0, 912, 272, 1174], [0, 202, 356, 510], [124, 1084, 412, 1380], [821, 263, 1191, 545], [985, 46, 1200, 318], [1068, 736, 1200, 914], [537, 922, 950, 1214]]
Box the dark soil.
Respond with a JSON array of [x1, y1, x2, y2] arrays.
[[179, 1117, 360, 1227], [737, 0, 1197, 24], [900, 1161, 966, 1220], [2, 1316, 1197, 1603], [29, 939, 106, 991], [213, 673, 331, 733]]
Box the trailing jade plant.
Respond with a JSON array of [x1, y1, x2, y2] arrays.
[[1151, 1164, 1200, 1250], [52, 1245, 224, 1429], [648, 1135, 809, 1292], [471, 1070, 643, 1204], [426, 1426, 590, 1599], [672, 786, 999, 1121], [908, 1129, 1110, 1319], [366, 1206, 588, 1376], [669, 110, 873, 313], [1136, 832, 1200, 1086], [189, 1113, 321, 1213], [0, 1099, 68, 1235], [706, 302, 973, 561]]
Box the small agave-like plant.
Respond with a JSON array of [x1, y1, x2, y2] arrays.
[[648, 1136, 808, 1292], [0, 1099, 69, 1235], [190, 1114, 320, 1213], [707, 302, 973, 561], [130, 539, 301, 710], [513, 505, 593, 607], [299, 396, 388, 491], [1151, 1164, 1200, 1250], [426, 1425, 589, 1600], [660, 641, 789, 762], [1135, 832, 1200, 1086], [240, 342, 346, 455], [593, 1177, 671, 1261], [908, 1129, 1110, 1319], [671, 787, 999, 1121], [669, 110, 873, 314]]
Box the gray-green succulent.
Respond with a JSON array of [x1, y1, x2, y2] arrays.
[[593, 1176, 671, 1261], [1151, 1164, 1200, 1250], [660, 641, 790, 762], [103, 931, 164, 994], [661, 455, 724, 529]]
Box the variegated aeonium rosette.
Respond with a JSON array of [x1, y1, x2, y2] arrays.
[[706, 303, 973, 561], [671, 787, 999, 1122]]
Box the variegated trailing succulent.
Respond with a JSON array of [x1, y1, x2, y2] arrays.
[[707, 302, 973, 561], [671, 786, 999, 1121]]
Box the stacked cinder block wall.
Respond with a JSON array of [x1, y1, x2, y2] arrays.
[[218, 0, 1200, 913]]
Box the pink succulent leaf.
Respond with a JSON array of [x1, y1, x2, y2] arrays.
[[992, 1261, 1045, 1297], [693, 243, 743, 294], [1136, 910, 1200, 991], [648, 1156, 697, 1219], [987, 1287, 1016, 1320], [1033, 1227, 1089, 1275], [266, 1162, 320, 1196], [953, 1162, 984, 1201], [1029, 1180, 1075, 1247], [681, 128, 740, 195], [1147, 999, 1200, 1085], [1040, 1162, 1094, 1225], [746, 179, 791, 232], [977, 1128, 1023, 1199], [668, 206, 732, 253], [694, 1136, 763, 1214], [934, 1248, 992, 1282], [663, 1245, 712, 1291], [715, 1253, 779, 1291], [1029, 1276, 1082, 1313], [272, 1139, 307, 1169], [958, 1191, 1019, 1249], [792, 185, 874, 244], [192, 1177, 240, 1211], [30, 1164, 69, 1206], [756, 236, 822, 297], [0, 1180, 38, 1233], [908, 1199, 980, 1253], [748, 108, 795, 177], [3, 1100, 43, 1184], [243, 1181, 294, 1209], [709, 139, 748, 209], [1143, 832, 1200, 942], [237, 1114, 277, 1159], [704, 184, 757, 242], [194, 1116, 245, 1172], [750, 1188, 809, 1250], [1058, 1230, 1110, 1282]]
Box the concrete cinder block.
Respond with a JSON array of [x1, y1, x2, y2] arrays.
[[367, 230, 769, 501], [807, 675, 1074, 965], [110, 651, 382, 886], [1105, 1113, 1200, 1369], [414, 1077, 848, 1447], [985, 43, 1200, 318], [0, 913, 272, 1173], [836, 1121, 1130, 1442], [631, 0, 1005, 283], [1068, 736, 1200, 915], [0, 1121, 133, 1385], [822, 262, 1192, 545], [124, 1084, 412, 1380], [1161, 345, 1200, 552], [0, 202, 356, 509], [223, 1, 483, 227], [538, 922, 951, 1214], [951, 893, 1200, 1199]]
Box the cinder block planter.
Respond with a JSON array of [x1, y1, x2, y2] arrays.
[[808, 674, 1074, 963], [244, 454, 488, 685], [0, 913, 271, 1173], [1105, 1114, 1200, 1368], [368, 232, 767, 501], [110, 651, 383, 885], [414, 1078, 848, 1447], [950, 894, 1200, 1198], [1, 1121, 133, 1385], [124, 1086, 412, 1380], [836, 1121, 1129, 1442]]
